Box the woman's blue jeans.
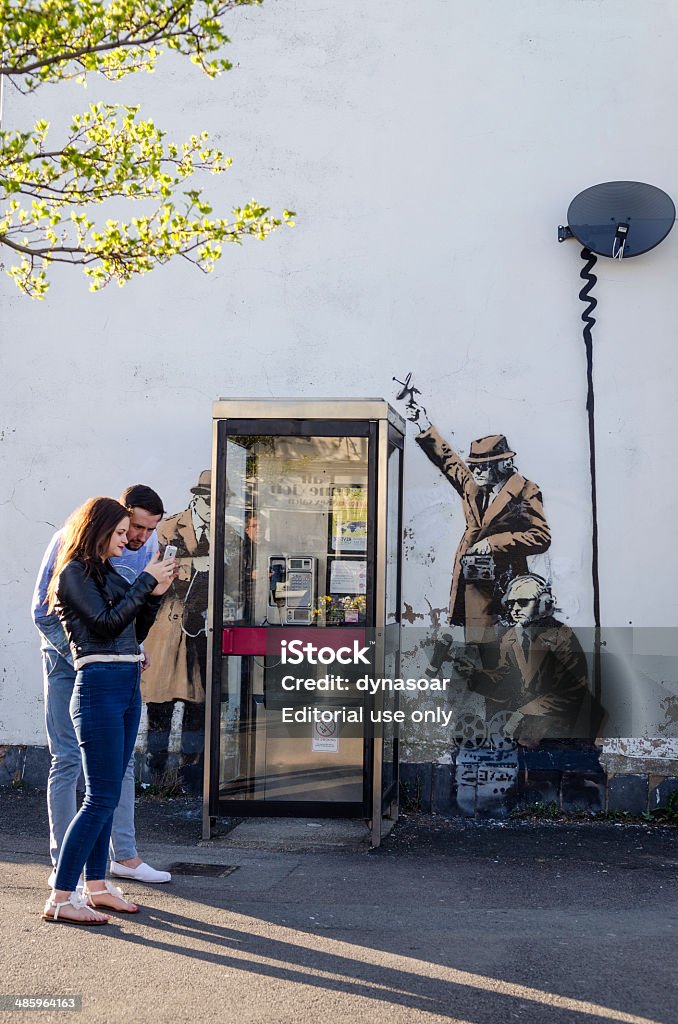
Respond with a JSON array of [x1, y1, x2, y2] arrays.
[[54, 662, 141, 891]]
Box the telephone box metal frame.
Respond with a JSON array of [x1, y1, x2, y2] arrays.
[[202, 399, 405, 847]]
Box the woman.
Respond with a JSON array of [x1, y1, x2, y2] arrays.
[[42, 496, 176, 925]]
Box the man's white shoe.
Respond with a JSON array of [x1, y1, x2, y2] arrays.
[[110, 860, 171, 883], [47, 870, 84, 892]]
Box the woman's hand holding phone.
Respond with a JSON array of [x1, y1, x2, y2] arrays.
[[144, 551, 177, 596]]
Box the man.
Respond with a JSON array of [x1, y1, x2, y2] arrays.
[[395, 377, 551, 640], [142, 471, 212, 791], [464, 574, 601, 745], [394, 373, 551, 640], [32, 484, 171, 885]]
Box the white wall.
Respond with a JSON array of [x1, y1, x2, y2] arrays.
[[2, 0, 678, 743]]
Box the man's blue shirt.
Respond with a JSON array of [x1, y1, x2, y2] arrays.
[[110, 535, 159, 582]]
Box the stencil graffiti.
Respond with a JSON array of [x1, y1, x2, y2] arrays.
[[395, 373, 603, 756], [142, 469, 211, 791], [456, 575, 604, 745], [395, 372, 550, 654]]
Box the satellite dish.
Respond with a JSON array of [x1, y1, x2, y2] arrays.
[[562, 181, 675, 259]]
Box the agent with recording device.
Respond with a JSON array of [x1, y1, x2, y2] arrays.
[[414, 424, 551, 644]]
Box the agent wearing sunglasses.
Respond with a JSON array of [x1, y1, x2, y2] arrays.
[[464, 575, 600, 746]]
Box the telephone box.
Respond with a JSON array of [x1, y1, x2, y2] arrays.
[[203, 399, 405, 846]]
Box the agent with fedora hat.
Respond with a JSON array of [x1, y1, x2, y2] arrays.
[[141, 470, 213, 790], [414, 423, 551, 644]]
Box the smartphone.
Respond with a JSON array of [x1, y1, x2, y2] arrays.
[[163, 544, 177, 561]]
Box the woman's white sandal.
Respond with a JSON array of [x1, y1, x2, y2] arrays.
[[42, 891, 109, 926], [84, 880, 140, 914]]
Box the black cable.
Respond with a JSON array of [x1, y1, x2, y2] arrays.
[[578, 246, 602, 700]]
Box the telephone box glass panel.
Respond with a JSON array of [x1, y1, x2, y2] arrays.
[[218, 432, 371, 806]]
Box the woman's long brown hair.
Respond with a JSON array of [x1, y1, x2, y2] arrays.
[[46, 497, 129, 612]]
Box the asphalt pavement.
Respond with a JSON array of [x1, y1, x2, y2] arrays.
[[0, 788, 676, 1024]]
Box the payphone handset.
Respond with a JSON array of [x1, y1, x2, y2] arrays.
[[268, 555, 316, 625]]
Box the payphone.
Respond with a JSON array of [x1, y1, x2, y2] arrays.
[[268, 555, 316, 624], [203, 399, 405, 846]]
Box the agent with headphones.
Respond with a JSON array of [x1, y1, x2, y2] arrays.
[[461, 574, 602, 746], [501, 573, 555, 622]]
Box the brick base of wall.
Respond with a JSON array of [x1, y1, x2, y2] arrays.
[[0, 744, 175, 791], [3, 742, 677, 818], [400, 748, 678, 818]]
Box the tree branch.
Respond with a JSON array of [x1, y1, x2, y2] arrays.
[[0, 1, 241, 80]]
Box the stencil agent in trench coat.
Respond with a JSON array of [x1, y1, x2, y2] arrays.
[[416, 427, 551, 641]]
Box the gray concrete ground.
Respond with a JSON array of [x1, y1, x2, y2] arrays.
[[0, 788, 676, 1024]]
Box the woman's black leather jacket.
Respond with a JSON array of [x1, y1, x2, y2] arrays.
[[56, 557, 162, 661]]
